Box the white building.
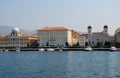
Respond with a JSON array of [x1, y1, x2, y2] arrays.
[[0, 27, 38, 48], [77, 34, 87, 47], [87, 25, 109, 47], [115, 28, 120, 43], [37, 27, 73, 47]]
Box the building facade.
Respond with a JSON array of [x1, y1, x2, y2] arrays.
[[115, 28, 120, 43], [87, 25, 109, 47], [37, 27, 74, 47], [71, 30, 80, 45], [0, 27, 38, 48], [77, 34, 87, 47]]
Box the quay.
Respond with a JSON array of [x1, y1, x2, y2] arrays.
[[0, 48, 120, 52], [61, 48, 120, 51]]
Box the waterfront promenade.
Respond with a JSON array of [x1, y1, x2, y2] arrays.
[[0, 48, 120, 52]]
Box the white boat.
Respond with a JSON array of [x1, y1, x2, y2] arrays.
[[39, 48, 45, 51], [110, 46, 117, 51], [0, 50, 3, 52], [85, 46, 92, 51], [59, 49, 62, 51], [16, 48, 20, 52], [4, 49, 9, 52], [17, 34, 20, 52], [47, 48, 54, 51]]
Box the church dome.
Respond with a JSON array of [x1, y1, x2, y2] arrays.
[[104, 25, 108, 28], [88, 25, 92, 29], [12, 27, 20, 33]]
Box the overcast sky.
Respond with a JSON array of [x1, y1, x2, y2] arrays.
[[0, 0, 120, 35]]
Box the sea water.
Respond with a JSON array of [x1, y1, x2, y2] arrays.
[[0, 51, 120, 78]]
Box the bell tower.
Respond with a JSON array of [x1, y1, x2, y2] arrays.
[[103, 25, 108, 34], [88, 25, 92, 35]]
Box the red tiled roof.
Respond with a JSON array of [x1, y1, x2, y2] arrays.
[[92, 32, 103, 34], [79, 34, 87, 36], [38, 27, 68, 31], [0, 36, 5, 38], [20, 34, 32, 37]]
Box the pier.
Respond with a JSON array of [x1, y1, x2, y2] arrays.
[[0, 48, 120, 52]]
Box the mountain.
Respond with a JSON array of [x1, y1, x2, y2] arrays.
[[0, 26, 36, 35]]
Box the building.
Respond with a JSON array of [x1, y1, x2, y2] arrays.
[[109, 36, 115, 44], [0, 27, 38, 48], [77, 34, 87, 47], [115, 28, 120, 43], [87, 25, 109, 47], [37, 27, 77, 47], [71, 30, 80, 45]]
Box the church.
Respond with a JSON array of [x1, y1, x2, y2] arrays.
[[87, 25, 109, 47]]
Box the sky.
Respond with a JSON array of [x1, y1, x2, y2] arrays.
[[0, 0, 120, 35]]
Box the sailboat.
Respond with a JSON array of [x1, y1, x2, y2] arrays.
[[16, 44, 20, 52], [16, 35, 20, 52]]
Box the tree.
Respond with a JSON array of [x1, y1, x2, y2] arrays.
[[27, 43, 30, 48], [85, 42, 88, 46], [96, 41, 102, 48], [104, 41, 111, 48], [76, 42, 79, 46], [36, 43, 39, 48], [65, 42, 69, 47], [115, 42, 120, 48], [46, 42, 49, 46], [30, 41, 39, 48]]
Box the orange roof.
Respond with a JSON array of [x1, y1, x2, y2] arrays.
[[38, 27, 68, 31], [20, 34, 38, 38], [79, 34, 87, 36], [92, 32, 103, 34], [0, 36, 5, 38], [20, 34, 32, 37]]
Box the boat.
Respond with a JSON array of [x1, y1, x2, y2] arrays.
[[85, 46, 92, 51], [4, 49, 9, 52], [16, 35, 20, 52], [16, 49, 20, 52], [39, 48, 45, 51], [0, 50, 3, 52], [16, 50, 20, 52], [110, 46, 117, 51], [59, 49, 62, 51], [47, 48, 54, 51]]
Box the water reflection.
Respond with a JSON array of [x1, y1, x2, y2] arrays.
[[0, 51, 120, 78], [66, 51, 120, 78], [66, 52, 94, 78], [109, 52, 120, 78]]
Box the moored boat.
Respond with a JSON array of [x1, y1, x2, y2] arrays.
[[16, 49, 20, 52], [85, 46, 92, 51], [110, 46, 117, 51], [47, 48, 54, 51], [39, 48, 45, 51]]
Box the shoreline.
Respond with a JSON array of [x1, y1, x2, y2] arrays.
[[0, 48, 120, 52]]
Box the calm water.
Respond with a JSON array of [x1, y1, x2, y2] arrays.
[[0, 51, 120, 78]]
